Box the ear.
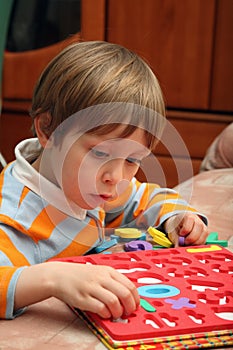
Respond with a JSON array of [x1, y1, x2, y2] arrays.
[[34, 113, 52, 148]]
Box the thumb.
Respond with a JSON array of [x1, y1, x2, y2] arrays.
[[167, 231, 180, 247]]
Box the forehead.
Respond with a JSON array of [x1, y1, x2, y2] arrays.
[[82, 127, 150, 156], [88, 127, 147, 144], [86, 122, 158, 151]]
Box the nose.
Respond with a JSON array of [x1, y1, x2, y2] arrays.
[[101, 159, 124, 185]]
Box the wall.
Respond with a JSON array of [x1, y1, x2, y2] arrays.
[[1, 0, 232, 187]]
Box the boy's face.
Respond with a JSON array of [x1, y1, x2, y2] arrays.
[[58, 127, 150, 210]]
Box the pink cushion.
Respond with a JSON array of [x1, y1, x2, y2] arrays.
[[200, 122, 233, 171], [175, 168, 233, 241]]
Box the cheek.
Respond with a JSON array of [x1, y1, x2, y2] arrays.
[[125, 164, 140, 179], [78, 168, 97, 188], [79, 153, 106, 180], [61, 163, 78, 195], [76, 156, 100, 190], [60, 151, 83, 192]]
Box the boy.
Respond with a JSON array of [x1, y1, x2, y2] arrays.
[[0, 41, 208, 320]]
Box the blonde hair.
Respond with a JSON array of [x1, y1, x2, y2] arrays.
[[30, 41, 165, 149]]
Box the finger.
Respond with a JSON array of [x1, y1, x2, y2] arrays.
[[103, 269, 139, 314], [74, 294, 112, 319], [168, 231, 179, 247], [179, 215, 195, 236], [185, 219, 208, 245], [90, 286, 125, 319], [102, 277, 139, 317], [111, 270, 140, 306]]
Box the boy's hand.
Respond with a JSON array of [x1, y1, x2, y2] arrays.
[[164, 213, 208, 247], [15, 262, 140, 320], [49, 262, 140, 319]]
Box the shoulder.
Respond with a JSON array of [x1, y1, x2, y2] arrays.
[[0, 162, 42, 219]]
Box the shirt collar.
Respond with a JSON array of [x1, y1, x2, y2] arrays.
[[12, 138, 87, 220]]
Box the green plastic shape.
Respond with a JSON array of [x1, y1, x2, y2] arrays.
[[206, 232, 228, 247], [140, 298, 156, 312]]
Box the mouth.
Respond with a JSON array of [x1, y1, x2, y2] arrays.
[[99, 194, 115, 201], [87, 193, 117, 207]]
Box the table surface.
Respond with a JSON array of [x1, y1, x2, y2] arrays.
[[1, 169, 233, 350]]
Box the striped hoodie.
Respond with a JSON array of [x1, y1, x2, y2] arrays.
[[0, 139, 206, 319]]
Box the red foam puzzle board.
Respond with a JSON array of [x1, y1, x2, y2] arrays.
[[54, 245, 233, 348]]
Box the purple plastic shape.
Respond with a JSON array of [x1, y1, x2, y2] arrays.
[[178, 236, 185, 246], [124, 240, 153, 252], [165, 297, 196, 310]]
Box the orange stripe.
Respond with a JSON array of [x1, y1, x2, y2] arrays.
[[149, 192, 181, 205], [72, 218, 99, 246], [133, 183, 150, 217], [0, 267, 18, 318], [156, 204, 197, 226], [105, 211, 124, 229], [0, 205, 67, 244], [18, 187, 30, 207], [0, 228, 30, 266], [0, 163, 14, 207], [160, 203, 196, 217], [51, 242, 90, 259], [28, 205, 67, 243], [0, 214, 32, 237], [134, 190, 181, 218], [51, 218, 99, 258], [134, 179, 141, 191], [98, 209, 105, 224]]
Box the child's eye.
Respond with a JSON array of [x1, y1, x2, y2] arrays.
[[91, 148, 109, 158], [126, 157, 142, 166]]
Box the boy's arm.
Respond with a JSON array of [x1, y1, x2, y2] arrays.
[[105, 178, 208, 244], [0, 229, 139, 320], [0, 266, 27, 319], [0, 226, 31, 319], [14, 261, 139, 320]]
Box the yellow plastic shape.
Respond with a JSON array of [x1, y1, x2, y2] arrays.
[[152, 235, 173, 248], [114, 228, 142, 239], [148, 227, 166, 238], [148, 226, 173, 248], [187, 245, 222, 253]]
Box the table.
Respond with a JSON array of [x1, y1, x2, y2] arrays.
[[0, 298, 106, 350], [1, 169, 232, 349]]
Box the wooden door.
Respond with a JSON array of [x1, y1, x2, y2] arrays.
[[106, 0, 216, 109], [1, 0, 106, 162], [210, 0, 233, 112]]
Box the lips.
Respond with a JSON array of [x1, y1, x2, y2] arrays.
[[88, 194, 117, 207], [99, 194, 114, 201]]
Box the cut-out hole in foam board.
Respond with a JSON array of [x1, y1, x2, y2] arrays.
[[53, 245, 233, 342]]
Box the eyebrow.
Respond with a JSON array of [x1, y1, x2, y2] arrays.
[[85, 132, 150, 150]]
